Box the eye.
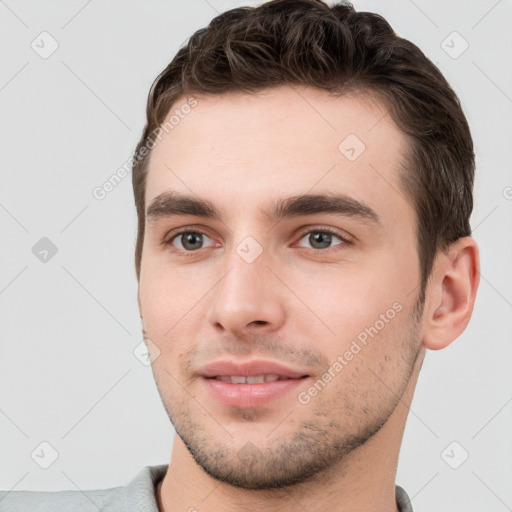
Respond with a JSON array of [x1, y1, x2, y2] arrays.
[[295, 229, 348, 250], [167, 231, 215, 252]]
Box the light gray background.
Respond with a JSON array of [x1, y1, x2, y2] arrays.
[[0, 1, 511, 510]]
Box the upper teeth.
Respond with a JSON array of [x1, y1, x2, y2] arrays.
[[215, 375, 285, 384]]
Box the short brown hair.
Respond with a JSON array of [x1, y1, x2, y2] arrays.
[[132, 0, 474, 304]]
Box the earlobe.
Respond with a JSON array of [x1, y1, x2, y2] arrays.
[[422, 237, 480, 351]]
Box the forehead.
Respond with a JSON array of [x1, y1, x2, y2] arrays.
[[145, 86, 412, 227]]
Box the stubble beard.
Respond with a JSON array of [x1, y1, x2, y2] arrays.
[[154, 305, 423, 490]]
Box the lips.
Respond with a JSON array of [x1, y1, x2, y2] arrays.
[[199, 360, 309, 380], [214, 374, 287, 384], [199, 360, 310, 408]]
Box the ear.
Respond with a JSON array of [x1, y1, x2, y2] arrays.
[[422, 236, 480, 350], [137, 287, 145, 324], [137, 288, 148, 338]]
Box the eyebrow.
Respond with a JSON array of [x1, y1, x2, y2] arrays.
[[146, 191, 380, 225]]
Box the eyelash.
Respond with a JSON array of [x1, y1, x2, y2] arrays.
[[164, 226, 352, 256]]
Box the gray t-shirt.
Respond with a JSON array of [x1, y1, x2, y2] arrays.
[[0, 465, 414, 511]]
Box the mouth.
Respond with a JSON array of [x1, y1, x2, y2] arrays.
[[199, 360, 310, 408], [208, 374, 306, 384]]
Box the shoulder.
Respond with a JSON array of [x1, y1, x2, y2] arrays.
[[0, 487, 123, 512], [0, 464, 168, 512], [395, 484, 414, 512]]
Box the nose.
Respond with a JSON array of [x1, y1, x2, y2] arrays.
[[206, 244, 286, 337]]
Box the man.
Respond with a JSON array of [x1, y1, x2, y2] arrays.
[[1, 0, 479, 510]]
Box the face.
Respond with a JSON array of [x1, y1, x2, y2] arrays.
[[138, 86, 424, 489]]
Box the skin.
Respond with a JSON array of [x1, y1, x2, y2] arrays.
[[137, 85, 480, 512]]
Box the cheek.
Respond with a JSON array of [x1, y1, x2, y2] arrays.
[[288, 258, 414, 351], [289, 267, 410, 326], [138, 266, 200, 348]]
